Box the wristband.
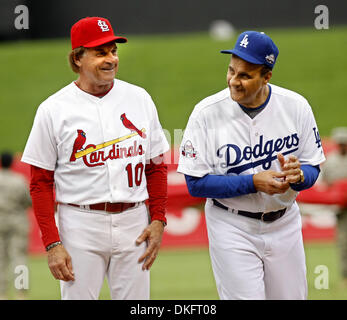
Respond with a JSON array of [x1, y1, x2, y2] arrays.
[[153, 219, 166, 227], [46, 241, 62, 252], [156, 220, 167, 227]]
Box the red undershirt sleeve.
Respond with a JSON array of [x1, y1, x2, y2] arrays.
[[145, 155, 168, 225], [30, 165, 60, 248]]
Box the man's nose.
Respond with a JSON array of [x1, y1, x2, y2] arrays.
[[105, 52, 118, 64], [229, 75, 241, 87]]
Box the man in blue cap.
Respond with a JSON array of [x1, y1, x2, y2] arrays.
[[178, 31, 325, 299]]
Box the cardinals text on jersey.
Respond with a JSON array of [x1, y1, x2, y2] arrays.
[[69, 113, 146, 167]]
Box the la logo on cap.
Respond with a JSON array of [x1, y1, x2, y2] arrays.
[[239, 34, 249, 48], [98, 19, 109, 32]]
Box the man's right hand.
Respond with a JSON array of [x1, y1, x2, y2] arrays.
[[47, 244, 75, 282], [253, 170, 289, 195]]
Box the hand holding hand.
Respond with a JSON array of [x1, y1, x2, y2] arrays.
[[277, 153, 302, 184], [253, 170, 289, 195]]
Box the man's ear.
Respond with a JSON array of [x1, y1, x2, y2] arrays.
[[74, 54, 82, 68], [264, 71, 272, 84]]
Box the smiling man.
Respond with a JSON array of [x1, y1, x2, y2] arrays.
[[178, 31, 325, 299], [22, 17, 169, 300]]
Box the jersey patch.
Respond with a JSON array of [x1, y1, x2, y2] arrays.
[[181, 140, 197, 159]]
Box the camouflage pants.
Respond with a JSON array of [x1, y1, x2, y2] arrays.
[[0, 226, 28, 296], [337, 209, 347, 279]]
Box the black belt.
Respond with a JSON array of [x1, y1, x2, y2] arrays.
[[212, 199, 286, 223]]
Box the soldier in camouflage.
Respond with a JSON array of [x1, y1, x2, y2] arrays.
[[0, 152, 31, 299]]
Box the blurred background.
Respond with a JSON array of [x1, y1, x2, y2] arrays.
[[0, 0, 346, 299]]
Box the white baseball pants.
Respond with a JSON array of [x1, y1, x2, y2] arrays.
[[57, 203, 150, 300], [205, 200, 307, 300]]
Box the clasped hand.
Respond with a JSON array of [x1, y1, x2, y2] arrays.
[[253, 153, 302, 195]]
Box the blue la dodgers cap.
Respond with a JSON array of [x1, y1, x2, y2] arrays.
[[221, 31, 279, 69]]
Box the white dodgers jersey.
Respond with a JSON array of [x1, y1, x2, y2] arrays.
[[22, 79, 169, 204], [177, 84, 325, 212]]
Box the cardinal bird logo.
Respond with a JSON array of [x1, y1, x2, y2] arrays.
[[120, 113, 146, 138], [70, 129, 86, 162]]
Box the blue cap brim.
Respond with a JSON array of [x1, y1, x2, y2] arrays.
[[221, 49, 264, 66]]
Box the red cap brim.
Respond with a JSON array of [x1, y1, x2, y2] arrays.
[[83, 35, 127, 48]]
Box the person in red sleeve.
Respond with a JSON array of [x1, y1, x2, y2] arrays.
[[22, 17, 169, 300]]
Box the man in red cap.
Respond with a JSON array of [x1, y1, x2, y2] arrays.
[[22, 17, 169, 300]]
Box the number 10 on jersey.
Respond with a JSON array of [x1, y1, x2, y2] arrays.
[[125, 162, 144, 187]]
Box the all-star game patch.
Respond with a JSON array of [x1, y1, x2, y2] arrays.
[[181, 140, 197, 159]]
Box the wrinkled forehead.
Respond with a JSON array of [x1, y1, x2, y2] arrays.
[[229, 54, 263, 73], [87, 41, 117, 51]]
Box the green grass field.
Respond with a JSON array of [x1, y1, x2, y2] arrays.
[[1, 26, 347, 151], [5, 242, 347, 300], [1, 26, 347, 300]]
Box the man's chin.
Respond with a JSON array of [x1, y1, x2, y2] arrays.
[[98, 77, 115, 86], [230, 90, 245, 104]]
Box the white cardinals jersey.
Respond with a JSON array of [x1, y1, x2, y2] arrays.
[[22, 79, 169, 205], [177, 83, 325, 213]]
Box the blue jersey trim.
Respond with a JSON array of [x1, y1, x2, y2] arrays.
[[238, 84, 272, 111]]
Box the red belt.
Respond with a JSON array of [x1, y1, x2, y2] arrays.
[[68, 202, 138, 213]]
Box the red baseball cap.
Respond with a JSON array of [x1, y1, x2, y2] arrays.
[[71, 17, 127, 50]]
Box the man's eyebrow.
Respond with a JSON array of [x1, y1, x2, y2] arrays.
[[94, 45, 117, 51], [228, 67, 251, 76]]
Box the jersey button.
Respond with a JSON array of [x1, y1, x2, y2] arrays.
[[255, 132, 259, 136]]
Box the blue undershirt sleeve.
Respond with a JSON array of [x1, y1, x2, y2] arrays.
[[185, 164, 320, 198], [184, 174, 257, 198], [289, 164, 320, 191]]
